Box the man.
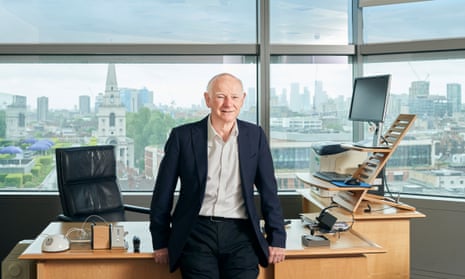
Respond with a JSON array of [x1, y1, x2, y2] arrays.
[[150, 73, 286, 278]]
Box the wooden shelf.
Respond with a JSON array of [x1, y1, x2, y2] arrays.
[[298, 114, 417, 213], [345, 114, 417, 185]]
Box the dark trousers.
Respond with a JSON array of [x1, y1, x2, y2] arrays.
[[179, 216, 259, 279]]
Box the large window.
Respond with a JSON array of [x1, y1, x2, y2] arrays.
[[0, 62, 257, 191], [269, 56, 352, 189], [362, 0, 465, 43], [1, 0, 465, 199], [364, 51, 465, 197], [0, 0, 256, 43], [270, 0, 350, 44]]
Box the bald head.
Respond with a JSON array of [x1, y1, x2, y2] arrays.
[[206, 73, 244, 95]]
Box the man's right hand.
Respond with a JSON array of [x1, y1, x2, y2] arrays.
[[153, 248, 169, 264]]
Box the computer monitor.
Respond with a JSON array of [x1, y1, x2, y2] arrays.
[[348, 74, 391, 147]]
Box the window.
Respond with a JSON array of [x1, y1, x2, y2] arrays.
[[269, 56, 352, 189], [1, 0, 464, 200], [0, 0, 256, 43], [364, 51, 465, 197], [0, 62, 256, 191], [363, 0, 465, 43], [270, 0, 350, 44]]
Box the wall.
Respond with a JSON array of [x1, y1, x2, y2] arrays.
[[405, 197, 465, 279], [1, 194, 464, 278]]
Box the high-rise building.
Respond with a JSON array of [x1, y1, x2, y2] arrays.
[[37, 96, 48, 122], [447, 83, 462, 115], [6, 95, 27, 139], [79, 95, 91, 114], [120, 87, 154, 113]]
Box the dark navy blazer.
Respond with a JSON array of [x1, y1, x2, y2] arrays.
[[150, 116, 286, 272]]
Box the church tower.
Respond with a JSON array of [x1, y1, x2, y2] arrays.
[[97, 64, 135, 174]]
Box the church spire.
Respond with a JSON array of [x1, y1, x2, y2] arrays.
[[105, 63, 118, 92], [102, 64, 121, 106]]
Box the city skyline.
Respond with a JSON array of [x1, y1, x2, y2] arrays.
[[1, 61, 465, 111]]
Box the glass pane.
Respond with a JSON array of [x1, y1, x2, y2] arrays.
[[363, 0, 465, 43], [364, 52, 465, 198], [0, 60, 257, 191], [270, 56, 352, 190], [0, 0, 256, 43], [270, 0, 350, 44]]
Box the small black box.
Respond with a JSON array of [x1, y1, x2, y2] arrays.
[[301, 234, 330, 247]]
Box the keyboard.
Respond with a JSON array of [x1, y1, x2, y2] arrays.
[[313, 171, 352, 182]]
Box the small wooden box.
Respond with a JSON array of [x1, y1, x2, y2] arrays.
[[91, 224, 110, 249]]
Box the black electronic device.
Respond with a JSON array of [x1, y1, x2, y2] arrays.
[[316, 205, 338, 232], [133, 236, 140, 253], [348, 74, 391, 148], [311, 142, 346, 155]]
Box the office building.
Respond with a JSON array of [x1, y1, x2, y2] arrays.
[[79, 95, 91, 114], [36, 96, 48, 122]]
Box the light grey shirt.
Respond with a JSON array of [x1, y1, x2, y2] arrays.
[[198, 116, 247, 219]]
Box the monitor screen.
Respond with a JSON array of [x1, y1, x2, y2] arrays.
[[348, 74, 391, 123]]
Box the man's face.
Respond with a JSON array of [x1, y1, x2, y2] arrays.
[[204, 75, 245, 124]]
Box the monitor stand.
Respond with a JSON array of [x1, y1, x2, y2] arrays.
[[371, 122, 383, 147], [353, 122, 386, 149]]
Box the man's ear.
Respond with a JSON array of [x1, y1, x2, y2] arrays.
[[204, 92, 211, 108]]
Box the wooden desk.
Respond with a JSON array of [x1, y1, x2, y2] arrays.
[[20, 222, 179, 279], [20, 221, 384, 279], [271, 220, 384, 279], [296, 186, 425, 279]]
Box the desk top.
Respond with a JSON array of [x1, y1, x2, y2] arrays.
[[20, 222, 153, 260], [283, 220, 384, 258], [20, 221, 384, 261]]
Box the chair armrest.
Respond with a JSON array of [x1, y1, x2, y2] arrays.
[[124, 204, 151, 214], [57, 214, 74, 222]]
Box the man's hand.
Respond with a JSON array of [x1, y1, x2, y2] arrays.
[[268, 246, 285, 264], [153, 248, 169, 264]]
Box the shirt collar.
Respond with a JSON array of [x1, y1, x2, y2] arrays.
[[207, 115, 239, 141]]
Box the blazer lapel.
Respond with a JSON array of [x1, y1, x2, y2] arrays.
[[192, 117, 208, 188], [237, 121, 251, 186]]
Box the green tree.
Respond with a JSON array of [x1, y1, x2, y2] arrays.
[[127, 108, 176, 171]]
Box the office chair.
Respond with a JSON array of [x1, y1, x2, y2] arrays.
[[55, 145, 150, 222]]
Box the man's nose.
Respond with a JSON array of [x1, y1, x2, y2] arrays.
[[223, 96, 233, 105]]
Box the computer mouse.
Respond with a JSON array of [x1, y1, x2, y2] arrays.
[[41, 234, 70, 252], [344, 177, 360, 185]]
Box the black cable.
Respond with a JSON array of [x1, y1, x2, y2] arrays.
[[382, 169, 398, 202]]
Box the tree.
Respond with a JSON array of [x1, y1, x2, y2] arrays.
[[127, 108, 176, 170]]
